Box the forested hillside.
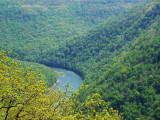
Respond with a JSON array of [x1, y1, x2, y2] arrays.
[[40, 1, 160, 119], [0, 0, 160, 119], [19, 60, 57, 87], [42, 1, 159, 76], [0, 49, 57, 87], [0, 0, 148, 61]]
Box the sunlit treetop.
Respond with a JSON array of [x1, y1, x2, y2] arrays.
[[0, 50, 122, 120]]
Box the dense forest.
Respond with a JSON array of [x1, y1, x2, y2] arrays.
[[0, 50, 121, 119], [19, 60, 57, 87], [44, 2, 160, 119], [0, 0, 160, 119], [0, 0, 149, 61]]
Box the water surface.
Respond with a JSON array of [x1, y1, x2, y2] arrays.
[[52, 68, 83, 92]]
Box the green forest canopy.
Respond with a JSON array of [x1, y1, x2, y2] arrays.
[[0, 0, 150, 61], [0, 50, 121, 119], [0, 0, 160, 119]]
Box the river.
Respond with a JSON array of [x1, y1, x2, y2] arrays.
[[52, 68, 83, 92]]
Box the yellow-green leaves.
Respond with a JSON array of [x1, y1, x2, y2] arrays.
[[0, 50, 121, 120]]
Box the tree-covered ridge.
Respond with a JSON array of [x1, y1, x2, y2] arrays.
[[19, 61, 57, 87], [91, 24, 160, 119], [0, 50, 121, 120], [0, 49, 58, 87], [38, 1, 160, 119], [0, 0, 149, 61], [42, 1, 159, 75]]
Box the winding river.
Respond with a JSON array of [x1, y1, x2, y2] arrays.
[[52, 68, 83, 92]]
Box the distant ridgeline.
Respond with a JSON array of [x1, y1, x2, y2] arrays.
[[0, 0, 160, 119], [0, 0, 150, 61]]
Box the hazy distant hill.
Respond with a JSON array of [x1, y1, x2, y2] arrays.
[[0, 0, 148, 61]]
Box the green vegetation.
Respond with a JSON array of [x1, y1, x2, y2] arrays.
[[40, 1, 160, 119], [19, 61, 57, 87], [0, 0, 160, 119], [0, 0, 148, 61], [0, 50, 121, 119]]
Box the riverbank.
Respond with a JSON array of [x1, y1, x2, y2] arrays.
[[49, 79, 60, 90], [49, 69, 66, 91], [51, 68, 83, 92]]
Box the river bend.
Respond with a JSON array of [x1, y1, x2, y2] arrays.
[[52, 68, 83, 92]]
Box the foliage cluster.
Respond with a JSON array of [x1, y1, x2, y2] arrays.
[[19, 61, 57, 87], [0, 50, 121, 120]]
